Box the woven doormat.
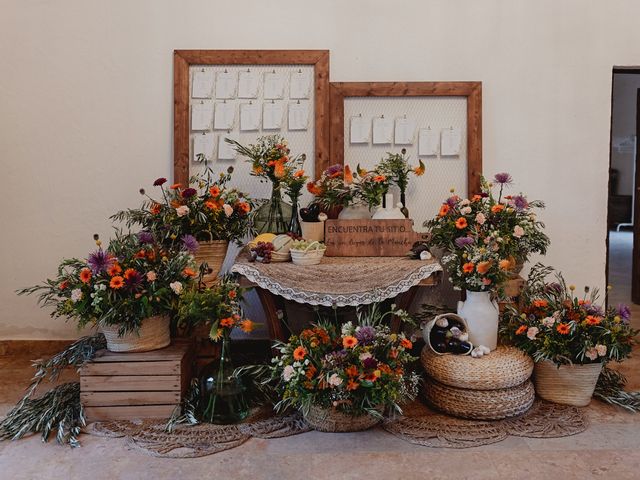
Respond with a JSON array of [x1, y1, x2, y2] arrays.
[[87, 400, 587, 457]]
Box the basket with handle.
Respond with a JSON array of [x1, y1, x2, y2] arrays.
[[193, 232, 229, 285], [290, 241, 326, 266]]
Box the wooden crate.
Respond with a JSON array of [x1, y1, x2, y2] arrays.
[[80, 339, 194, 421]]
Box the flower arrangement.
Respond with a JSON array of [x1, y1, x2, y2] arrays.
[[269, 305, 420, 418], [424, 173, 550, 292], [377, 149, 425, 206], [177, 276, 255, 341], [112, 168, 253, 246], [501, 264, 637, 365], [18, 232, 196, 334], [306, 164, 356, 210], [353, 166, 390, 209]]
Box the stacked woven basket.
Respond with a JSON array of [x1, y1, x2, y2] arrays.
[[421, 346, 535, 420]]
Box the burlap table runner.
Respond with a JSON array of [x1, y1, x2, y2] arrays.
[[230, 255, 442, 306]]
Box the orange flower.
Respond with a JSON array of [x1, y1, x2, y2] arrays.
[[373, 175, 386, 183], [170, 183, 182, 190], [400, 338, 413, 349], [307, 181, 323, 196], [79, 268, 92, 284], [515, 325, 527, 335], [123, 268, 137, 280], [556, 323, 570, 335], [59, 280, 69, 290], [438, 204, 450, 217], [294, 169, 305, 178], [471, 194, 482, 202], [209, 185, 220, 197], [378, 363, 392, 375], [170, 199, 182, 208], [532, 299, 548, 308], [109, 276, 124, 289], [236, 202, 251, 214], [107, 263, 122, 276], [342, 336, 358, 348], [482, 278, 492, 286], [364, 373, 378, 382], [274, 159, 286, 179], [205, 199, 221, 211], [414, 160, 425, 176], [491, 204, 505, 213], [345, 365, 359, 378], [293, 346, 307, 361], [146, 249, 156, 261], [499, 259, 512, 271], [455, 217, 468, 229], [220, 317, 234, 327], [344, 165, 354, 184], [253, 165, 264, 175], [346, 380, 359, 391], [240, 319, 255, 333], [150, 203, 162, 215], [228, 290, 237, 299], [182, 267, 196, 278], [463, 262, 475, 273], [134, 249, 146, 259], [305, 365, 317, 379], [584, 315, 602, 326], [389, 348, 399, 359], [476, 261, 491, 274]]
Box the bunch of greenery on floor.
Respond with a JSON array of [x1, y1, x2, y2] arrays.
[[594, 365, 640, 413], [0, 334, 106, 447]]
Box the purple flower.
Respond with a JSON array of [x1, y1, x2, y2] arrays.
[[153, 177, 167, 187], [137, 231, 154, 244], [182, 188, 197, 199], [124, 271, 143, 291], [455, 237, 474, 248], [493, 172, 513, 185], [617, 304, 631, 323], [446, 195, 460, 207], [544, 282, 563, 294], [325, 164, 343, 177], [512, 195, 529, 211], [355, 326, 376, 345], [586, 304, 604, 317], [87, 250, 115, 274], [181, 234, 199, 253], [362, 357, 378, 370]]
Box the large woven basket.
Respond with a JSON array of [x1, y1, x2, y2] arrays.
[[421, 345, 533, 390], [100, 315, 171, 353], [194, 240, 229, 285], [303, 404, 382, 432], [534, 360, 603, 407], [423, 377, 535, 420]]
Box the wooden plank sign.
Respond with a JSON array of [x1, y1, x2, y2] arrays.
[[324, 219, 427, 257]]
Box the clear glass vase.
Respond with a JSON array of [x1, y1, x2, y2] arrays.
[[255, 181, 290, 234], [199, 335, 249, 424], [288, 193, 302, 236]]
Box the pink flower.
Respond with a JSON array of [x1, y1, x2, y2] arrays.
[[596, 344, 607, 357], [513, 225, 525, 238], [223, 203, 233, 217], [542, 316, 555, 327], [461, 206, 472, 215], [176, 205, 190, 217], [475, 212, 486, 225], [146, 271, 157, 282], [585, 347, 598, 361], [526, 326, 539, 340]]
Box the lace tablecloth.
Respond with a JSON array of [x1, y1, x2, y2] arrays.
[[230, 255, 442, 307]]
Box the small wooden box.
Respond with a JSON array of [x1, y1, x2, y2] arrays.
[[80, 339, 194, 422]]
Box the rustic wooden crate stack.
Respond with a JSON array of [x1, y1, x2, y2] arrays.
[[80, 339, 194, 421]]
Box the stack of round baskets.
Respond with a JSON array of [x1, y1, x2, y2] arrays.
[[421, 345, 535, 420]]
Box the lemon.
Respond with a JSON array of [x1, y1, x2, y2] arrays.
[[248, 233, 277, 248]]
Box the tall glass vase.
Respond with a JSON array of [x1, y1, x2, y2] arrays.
[[255, 181, 290, 234], [199, 335, 249, 424], [288, 193, 302, 236]]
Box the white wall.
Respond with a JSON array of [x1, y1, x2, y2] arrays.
[[2, 0, 640, 339], [611, 73, 640, 196]]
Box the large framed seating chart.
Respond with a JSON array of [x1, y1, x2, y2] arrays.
[[173, 50, 330, 201], [329, 82, 482, 228]]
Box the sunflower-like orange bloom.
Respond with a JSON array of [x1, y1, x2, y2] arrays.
[[515, 325, 527, 335], [109, 276, 124, 289], [346, 380, 360, 391], [556, 323, 570, 335], [342, 336, 358, 349], [123, 268, 137, 280], [584, 315, 602, 326], [463, 262, 475, 273], [476, 261, 491, 275], [532, 299, 548, 308], [373, 175, 386, 183], [79, 268, 92, 284], [228, 290, 237, 299], [294, 169, 305, 178], [455, 217, 468, 229], [499, 259, 512, 271], [150, 203, 162, 215], [205, 199, 221, 211], [344, 165, 354, 184], [344, 365, 359, 378], [170, 183, 182, 190], [274, 160, 286, 179], [209, 185, 220, 197], [307, 182, 323, 196], [293, 346, 307, 361], [107, 263, 122, 276], [438, 204, 450, 217], [182, 267, 196, 278], [240, 319, 255, 333], [220, 317, 234, 327], [491, 204, 505, 213], [236, 202, 251, 214], [471, 194, 482, 202], [400, 338, 413, 349]]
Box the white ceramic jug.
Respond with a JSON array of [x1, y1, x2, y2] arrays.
[[338, 204, 372, 220], [372, 193, 405, 220], [457, 290, 499, 351]]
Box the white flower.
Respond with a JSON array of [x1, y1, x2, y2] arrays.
[[359, 352, 372, 361], [71, 288, 83, 302], [170, 281, 183, 294], [341, 322, 353, 336], [328, 373, 343, 387], [596, 344, 607, 357], [146, 271, 157, 282], [585, 347, 598, 361], [460, 206, 472, 215], [223, 203, 233, 217], [542, 316, 555, 327], [475, 212, 486, 225], [526, 326, 539, 340], [513, 225, 525, 238], [459, 199, 470, 206], [283, 365, 295, 382], [176, 205, 190, 217]]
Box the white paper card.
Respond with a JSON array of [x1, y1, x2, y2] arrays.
[[289, 71, 311, 99], [350, 116, 369, 144], [218, 132, 239, 160], [264, 72, 285, 99], [238, 71, 259, 98], [394, 117, 416, 145], [263, 102, 284, 130], [288, 102, 309, 131], [192, 70, 214, 99], [372, 117, 393, 144], [215, 71, 236, 99], [441, 128, 462, 156], [418, 129, 439, 156], [240, 103, 261, 131], [193, 132, 214, 162], [213, 102, 235, 130], [191, 103, 213, 131]]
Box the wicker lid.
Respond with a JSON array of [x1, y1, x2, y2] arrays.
[[421, 345, 533, 391]]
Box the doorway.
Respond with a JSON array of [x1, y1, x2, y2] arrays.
[[607, 68, 640, 306]]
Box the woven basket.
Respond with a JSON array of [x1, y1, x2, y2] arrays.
[[290, 241, 326, 266], [303, 404, 382, 432], [300, 221, 325, 242], [421, 345, 533, 390], [423, 377, 535, 420], [194, 240, 229, 286], [100, 315, 171, 353], [534, 360, 603, 407]]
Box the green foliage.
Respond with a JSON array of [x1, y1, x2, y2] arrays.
[[376, 150, 425, 192], [594, 366, 640, 413]]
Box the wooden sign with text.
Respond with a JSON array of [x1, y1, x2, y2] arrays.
[[324, 219, 427, 257]]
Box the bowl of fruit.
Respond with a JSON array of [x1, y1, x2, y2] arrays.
[[289, 240, 326, 266]]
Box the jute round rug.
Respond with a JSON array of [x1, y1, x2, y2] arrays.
[[86, 400, 587, 458]]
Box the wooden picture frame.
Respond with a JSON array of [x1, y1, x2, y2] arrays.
[[329, 81, 482, 194], [173, 50, 330, 185]]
